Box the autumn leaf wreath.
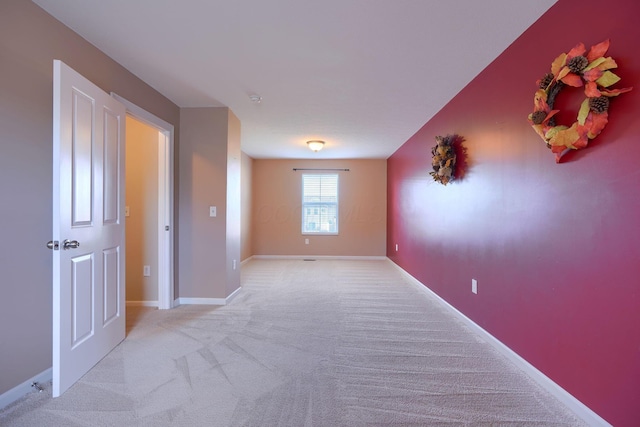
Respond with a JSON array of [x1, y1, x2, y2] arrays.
[[528, 39, 632, 162]]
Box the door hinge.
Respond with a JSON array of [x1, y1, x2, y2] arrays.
[[47, 240, 59, 250]]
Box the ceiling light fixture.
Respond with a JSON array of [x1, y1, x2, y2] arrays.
[[307, 140, 325, 152], [249, 94, 262, 103]]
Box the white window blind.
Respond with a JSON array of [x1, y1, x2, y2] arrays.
[[302, 174, 338, 234]]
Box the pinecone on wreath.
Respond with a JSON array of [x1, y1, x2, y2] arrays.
[[589, 96, 609, 113]]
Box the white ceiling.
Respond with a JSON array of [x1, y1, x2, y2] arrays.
[[33, 0, 556, 159]]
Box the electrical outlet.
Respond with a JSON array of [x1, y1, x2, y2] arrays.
[[472, 279, 478, 294], [395, 244, 398, 252], [125, 206, 130, 217], [209, 206, 217, 217], [143, 265, 151, 277]]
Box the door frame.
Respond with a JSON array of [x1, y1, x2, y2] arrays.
[[112, 93, 175, 310]]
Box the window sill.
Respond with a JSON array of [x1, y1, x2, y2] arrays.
[[302, 232, 339, 236]]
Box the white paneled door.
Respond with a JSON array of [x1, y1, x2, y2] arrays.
[[52, 60, 126, 397]]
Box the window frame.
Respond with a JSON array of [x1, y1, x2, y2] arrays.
[[301, 173, 339, 235]]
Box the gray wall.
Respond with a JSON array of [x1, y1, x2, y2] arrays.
[[0, 0, 180, 396], [178, 108, 241, 299], [240, 153, 254, 261], [225, 111, 241, 297]]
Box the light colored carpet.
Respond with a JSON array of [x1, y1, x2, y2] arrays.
[[1, 259, 586, 426]]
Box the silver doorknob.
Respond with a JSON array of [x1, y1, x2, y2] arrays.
[[46, 240, 59, 250], [63, 239, 80, 250]]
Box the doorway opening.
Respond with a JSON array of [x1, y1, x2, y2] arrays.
[[113, 94, 175, 312]]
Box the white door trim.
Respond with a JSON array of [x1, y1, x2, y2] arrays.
[[111, 93, 175, 310]]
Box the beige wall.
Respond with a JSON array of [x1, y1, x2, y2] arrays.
[[125, 117, 159, 302], [0, 0, 179, 397], [240, 152, 254, 261], [178, 108, 241, 299], [252, 159, 387, 256]]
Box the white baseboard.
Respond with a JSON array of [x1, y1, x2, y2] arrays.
[[175, 287, 242, 306], [126, 300, 159, 307], [0, 368, 52, 410], [387, 259, 611, 427], [225, 286, 242, 304], [251, 255, 387, 261], [176, 297, 227, 305]]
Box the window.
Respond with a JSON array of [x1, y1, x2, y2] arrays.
[[302, 174, 338, 234]]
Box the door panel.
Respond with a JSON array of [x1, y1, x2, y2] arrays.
[[53, 60, 126, 397], [103, 247, 119, 324], [103, 109, 120, 224], [71, 89, 94, 226], [71, 254, 94, 348]]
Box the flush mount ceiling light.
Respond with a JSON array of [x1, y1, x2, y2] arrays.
[[307, 140, 325, 152], [249, 94, 262, 103]]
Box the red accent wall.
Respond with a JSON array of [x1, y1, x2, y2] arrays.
[[387, 0, 640, 425]]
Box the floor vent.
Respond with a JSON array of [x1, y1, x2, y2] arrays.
[[303, 259, 316, 261]]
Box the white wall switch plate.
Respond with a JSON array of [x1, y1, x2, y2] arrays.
[[125, 206, 130, 217], [209, 206, 217, 217], [305, 238, 309, 245], [143, 265, 151, 277], [472, 279, 478, 294]]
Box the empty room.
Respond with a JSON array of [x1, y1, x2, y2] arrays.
[[1, 0, 638, 426]]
